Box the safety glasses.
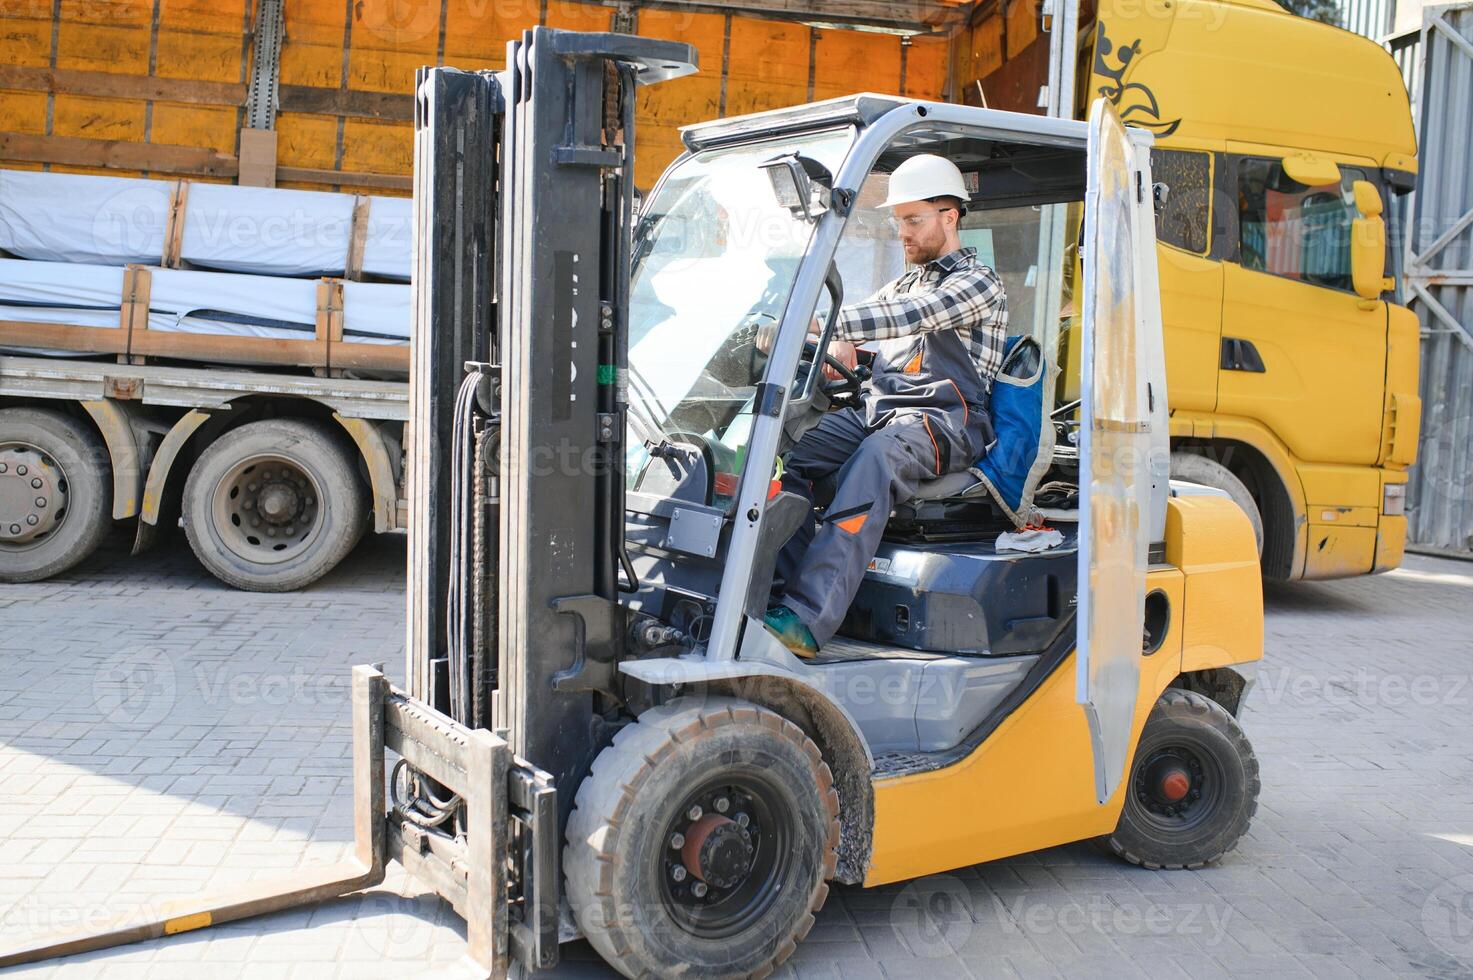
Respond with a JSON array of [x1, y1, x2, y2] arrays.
[[886, 206, 957, 230]]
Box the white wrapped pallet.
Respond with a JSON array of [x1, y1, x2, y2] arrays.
[[0, 257, 410, 348], [0, 170, 171, 266], [181, 183, 355, 277], [360, 196, 412, 281], [149, 267, 322, 340], [343, 280, 412, 342], [0, 169, 413, 282]]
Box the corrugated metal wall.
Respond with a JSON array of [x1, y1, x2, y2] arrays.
[[1403, 2, 1473, 555], [1341, 0, 1396, 37]]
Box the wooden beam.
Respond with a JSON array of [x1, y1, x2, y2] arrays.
[[0, 133, 411, 190], [0, 64, 246, 106], [0, 133, 238, 178], [0, 65, 414, 122], [278, 85, 414, 122], [629, 0, 968, 30], [275, 166, 412, 192], [0, 320, 130, 358]]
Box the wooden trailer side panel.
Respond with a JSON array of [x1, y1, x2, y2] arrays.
[[1, 0, 958, 196]]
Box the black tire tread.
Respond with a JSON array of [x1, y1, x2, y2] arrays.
[[1170, 451, 1264, 555], [0, 407, 111, 583], [181, 417, 366, 591], [565, 697, 840, 979], [1107, 688, 1260, 871]]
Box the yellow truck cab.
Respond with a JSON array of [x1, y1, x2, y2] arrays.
[[1083, 0, 1421, 579]]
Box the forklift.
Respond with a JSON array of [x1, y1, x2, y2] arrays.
[[2, 28, 1263, 979]]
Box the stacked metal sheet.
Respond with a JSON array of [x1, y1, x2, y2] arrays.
[[0, 168, 411, 351]]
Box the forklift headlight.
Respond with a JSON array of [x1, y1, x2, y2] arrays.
[[1383, 482, 1406, 516], [764, 159, 805, 211], [760, 152, 829, 221]]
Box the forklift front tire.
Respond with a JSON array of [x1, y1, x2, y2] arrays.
[[1105, 688, 1260, 870], [565, 696, 840, 979]]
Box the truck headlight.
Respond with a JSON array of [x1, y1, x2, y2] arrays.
[[1383, 483, 1406, 516]]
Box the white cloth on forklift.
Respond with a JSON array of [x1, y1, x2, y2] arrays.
[[0, 170, 172, 266], [995, 526, 1063, 553], [181, 183, 355, 277]]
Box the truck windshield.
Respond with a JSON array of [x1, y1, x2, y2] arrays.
[[626, 130, 851, 503]]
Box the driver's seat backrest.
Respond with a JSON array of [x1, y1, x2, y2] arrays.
[[900, 335, 1057, 527]]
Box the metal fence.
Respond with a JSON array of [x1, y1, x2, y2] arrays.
[[1404, 2, 1473, 556], [1341, 0, 1398, 38], [1343, 0, 1473, 556]]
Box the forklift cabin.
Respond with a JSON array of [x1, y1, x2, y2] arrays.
[[0, 28, 1263, 980]]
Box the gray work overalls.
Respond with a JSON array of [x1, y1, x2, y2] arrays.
[[775, 261, 1001, 648]]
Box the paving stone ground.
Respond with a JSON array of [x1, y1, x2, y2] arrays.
[[2, 528, 1472, 979]]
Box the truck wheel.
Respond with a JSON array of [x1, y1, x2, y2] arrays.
[[565, 697, 840, 979], [1169, 452, 1263, 555], [0, 407, 111, 582], [182, 418, 366, 591], [1105, 689, 1260, 870]]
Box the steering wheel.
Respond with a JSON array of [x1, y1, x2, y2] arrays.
[[801, 340, 864, 403]]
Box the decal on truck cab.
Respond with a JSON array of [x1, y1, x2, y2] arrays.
[[1092, 23, 1182, 138]]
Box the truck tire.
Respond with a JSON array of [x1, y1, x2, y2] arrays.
[[182, 418, 366, 591], [565, 697, 840, 979], [1105, 689, 1260, 870], [0, 407, 111, 583], [1169, 452, 1263, 555]]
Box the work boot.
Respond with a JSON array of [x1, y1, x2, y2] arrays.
[[763, 605, 819, 659]]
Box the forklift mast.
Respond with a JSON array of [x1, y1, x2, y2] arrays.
[[406, 26, 697, 969]]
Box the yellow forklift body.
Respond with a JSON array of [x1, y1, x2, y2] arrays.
[[865, 494, 1261, 885]]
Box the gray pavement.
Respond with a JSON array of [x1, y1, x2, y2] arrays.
[[2, 528, 1472, 978]]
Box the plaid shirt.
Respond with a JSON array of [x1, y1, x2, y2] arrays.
[[835, 246, 1009, 390]]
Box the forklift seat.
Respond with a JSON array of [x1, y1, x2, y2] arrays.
[[909, 469, 989, 502]]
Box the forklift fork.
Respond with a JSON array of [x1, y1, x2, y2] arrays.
[[0, 665, 553, 978]]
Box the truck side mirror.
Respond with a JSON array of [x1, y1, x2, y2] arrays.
[[1350, 178, 1392, 302]]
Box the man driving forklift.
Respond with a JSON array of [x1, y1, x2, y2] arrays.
[[764, 153, 1010, 657]]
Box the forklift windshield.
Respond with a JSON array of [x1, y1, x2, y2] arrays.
[[626, 130, 852, 503]]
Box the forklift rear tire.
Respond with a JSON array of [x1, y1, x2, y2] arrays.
[[182, 418, 367, 591], [1169, 452, 1264, 555], [565, 696, 840, 979], [0, 407, 111, 583], [1105, 689, 1260, 870]]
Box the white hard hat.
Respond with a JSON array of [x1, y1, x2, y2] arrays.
[[879, 154, 970, 209]]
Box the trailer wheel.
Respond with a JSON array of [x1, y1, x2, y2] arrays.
[[0, 407, 111, 582], [1105, 689, 1260, 870], [1169, 452, 1264, 555], [565, 696, 840, 979], [182, 418, 366, 591]]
